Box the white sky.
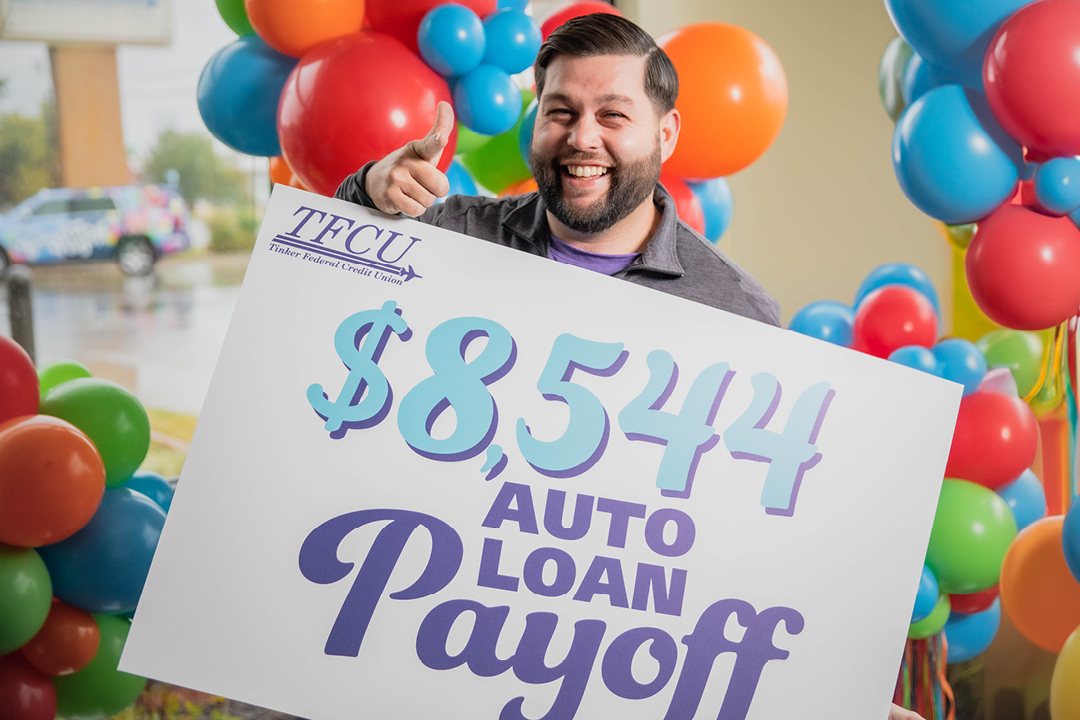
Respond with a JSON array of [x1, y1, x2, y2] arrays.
[[0, 0, 249, 165]]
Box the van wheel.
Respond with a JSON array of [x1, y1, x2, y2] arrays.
[[0, 249, 9, 276], [117, 237, 155, 276]]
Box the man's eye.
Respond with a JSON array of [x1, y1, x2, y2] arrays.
[[550, 109, 572, 116]]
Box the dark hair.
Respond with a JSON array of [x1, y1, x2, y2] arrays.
[[534, 13, 679, 114]]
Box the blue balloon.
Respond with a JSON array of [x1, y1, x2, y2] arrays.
[[38, 488, 166, 614], [687, 178, 734, 243], [497, 0, 529, 9], [483, 9, 541, 75], [197, 35, 297, 157], [912, 565, 940, 623], [518, 98, 538, 169], [1063, 500, 1080, 585], [1071, 205, 1080, 231], [788, 301, 855, 347], [901, 53, 952, 106], [889, 345, 939, 375], [944, 599, 1001, 663], [121, 470, 175, 513], [997, 469, 1046, 532], [893, 85, 1020, 224], [933, 338, 987, 396], [1034, 157, 1080, 216], [417, 4, 486, 78], [454, 64, 522, 135], [855, 263, 941, 317], [443, 160, 478, 200], [884, 0, 1029, 84]]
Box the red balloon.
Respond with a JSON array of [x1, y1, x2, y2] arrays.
[[660, 175, 706, 236], [278, 32, 457, 197], [984, 0, 1080, 158], [950, 585, 1000, 615], [966, 203, 1080, 331], [0, 415, 106, 548], [540, 1, 622, 41], [0, 337, 38, 426], [946, 391, 1038, 490], [366, 0, 495, 55], [20, 601, 100, 677], [851, 286, 938, 358], [0, 653, 56, 720]]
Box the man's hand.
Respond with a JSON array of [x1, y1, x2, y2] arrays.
[[889, 703, 924, 720], [365, 100, 454, 217]]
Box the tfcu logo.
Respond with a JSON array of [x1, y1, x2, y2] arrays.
[[270, 205, 423, 284]]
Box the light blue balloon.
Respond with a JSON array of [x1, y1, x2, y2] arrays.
[[893, 85, 1020, 224], [889, 345, 939, 375], [497, 0, 529, 9], [518, 97, 538, 169], [884, 0, 1030, 84], [196, 35, 297, 157], [854, 263, 941, 317], [1063, 500, 1080, 585], [454, 64, 522, 135], [788, 301, 855, 347], [443, 160, 478, 200], [483, 9, 541, 75], [37, 488, 166, 615], [1034, 157, 1080, 216], [1071, 205, 1080, 231], [901, 53, 951, 106], [121, 470, 175, 513], [944, 599, 1001, 663], [997, 469, 1046, 532], [912, 564, 940, 623], [417, 4, 486, 78], [933, 338, 987, 396], [688, 178, 734, 243]]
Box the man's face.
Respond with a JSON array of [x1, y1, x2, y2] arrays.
[[530, 54, 679, 235]]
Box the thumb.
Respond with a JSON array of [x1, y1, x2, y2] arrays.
[[414, 101, 455, 164]]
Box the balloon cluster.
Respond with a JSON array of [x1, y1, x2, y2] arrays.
[[204, 1, 786, 245], [789, 264, 1055, 664], [0, 338, 174, 720], [880, 0, 1080, 331]]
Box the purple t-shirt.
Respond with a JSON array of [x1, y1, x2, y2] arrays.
[[548, 234, 640, 276]]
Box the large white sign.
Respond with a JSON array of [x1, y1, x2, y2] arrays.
[[0, 0, 171, 45], [121, 185, 961, 720]]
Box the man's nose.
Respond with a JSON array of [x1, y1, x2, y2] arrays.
[[567, 116, 603, 151]]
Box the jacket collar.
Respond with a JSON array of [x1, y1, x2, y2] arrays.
[[501, 183, 685, 277]]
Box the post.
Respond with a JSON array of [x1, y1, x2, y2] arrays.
[[6, 265, 35, 364]]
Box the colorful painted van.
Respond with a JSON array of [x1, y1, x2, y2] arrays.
[[0, 185, 190, 275]]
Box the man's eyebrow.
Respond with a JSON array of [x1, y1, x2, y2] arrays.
[[542, 93, 637, 106]]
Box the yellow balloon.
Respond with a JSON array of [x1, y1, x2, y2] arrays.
[[1052, 624, 1080, 719]]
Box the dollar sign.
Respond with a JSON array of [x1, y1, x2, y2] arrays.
[[308, 301, 411, 438]]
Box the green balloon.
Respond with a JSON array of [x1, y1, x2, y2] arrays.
[[38, 359, 93, 396], [976, 329, 1045, 397], [455, 123, 492, 155], [40, 378, 151, 487], [0, 543, 52, 654], [908, 593, 950, 639], [215, 0, 255, 36], [926, 479, 1017, 595], [878, 37, 913, 123], [54, 615, 147, 720], [460, 90, 535, 194]]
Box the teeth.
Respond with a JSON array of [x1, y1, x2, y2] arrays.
[[567, 165, 608, 178]]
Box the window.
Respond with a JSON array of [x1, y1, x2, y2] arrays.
[[31, 200, 69, 215], [69, 197, 116, 213]]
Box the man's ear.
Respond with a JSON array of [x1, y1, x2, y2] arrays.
[[659, 109, 680, 163]]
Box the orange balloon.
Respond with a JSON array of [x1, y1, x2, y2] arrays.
[[1000, 515, 1080, 652], [498, 178, 538, 197], [659, 23, 787, 179], [20, 600, 100, 676], [245, 0, 365, 58], [0, 415, 105, 548], [269, 156, 308, 190]]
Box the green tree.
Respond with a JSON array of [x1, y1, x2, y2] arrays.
[[141, 130, 249, 206], [0, 102, 58, 207]]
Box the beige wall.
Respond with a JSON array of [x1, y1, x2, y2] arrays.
[[619, 0, 952, 329]]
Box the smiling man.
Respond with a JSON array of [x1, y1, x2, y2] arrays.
[[335, 13, 779, 326], [334, 14, 921, 720]]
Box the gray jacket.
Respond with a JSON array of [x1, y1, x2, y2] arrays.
[[335, 164, 781, 326]]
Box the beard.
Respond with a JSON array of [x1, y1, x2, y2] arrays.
[[530, 140, 662, 235]]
